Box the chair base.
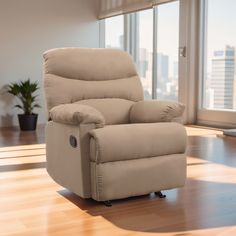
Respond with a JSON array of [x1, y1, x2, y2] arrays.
[[155, 191, 166, 198], [103, 191, 166, 207], [104, 200, 112, 207]]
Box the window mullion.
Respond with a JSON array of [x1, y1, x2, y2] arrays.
[[124, 14, 129, 52], [129, 13, 139, 64], [99, 19, 105, 48], [199, 0, 208, 109], [152, 7, 158, 99]]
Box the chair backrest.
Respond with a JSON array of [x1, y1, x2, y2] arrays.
[[43, 48, 144, 116]]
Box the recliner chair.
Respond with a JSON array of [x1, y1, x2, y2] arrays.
[[44, 48, 187, 206]]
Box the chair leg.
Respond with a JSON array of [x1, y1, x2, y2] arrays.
[[104, 200, 112, 207], [155, 191, 166, 198]]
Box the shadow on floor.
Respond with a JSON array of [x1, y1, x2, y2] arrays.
[[58, 178, 236, 234], [187, 135, 236, 168], [0, 162, 46, 172]]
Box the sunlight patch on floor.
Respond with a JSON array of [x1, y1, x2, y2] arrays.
[[0, 144, 45, 159], [186, 126, 223, 137], [0, 144, 45, 152]]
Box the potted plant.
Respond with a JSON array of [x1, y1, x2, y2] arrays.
[[7, 79, 40, 131]]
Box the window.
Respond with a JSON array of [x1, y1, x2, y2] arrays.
[[155, 1, 179, 101], [105, 15, 124, 49], [103, 1, 181, 101], [136, 9, 153, 100], [135, 3, 179, 100], [202, 0, 236, 110]]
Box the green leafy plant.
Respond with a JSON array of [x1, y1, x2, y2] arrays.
[[7, 79, 40, 115]]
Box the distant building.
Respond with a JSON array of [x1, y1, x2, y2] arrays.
[[173, 61, 178, 80], [106, 34, 123, 49], [210, 46, 235, 109], [157, 53, 169, 82], [138, 48, 149, 78], [204, 88, 215, 109], [234, 77, 236, 109], [119, 34, 124, 49], [137, 48, 152, 99]]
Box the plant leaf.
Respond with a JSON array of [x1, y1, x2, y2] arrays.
[[7, 79, 40, 114], [33, 104, 41, 108]]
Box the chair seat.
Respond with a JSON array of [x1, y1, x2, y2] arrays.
[[89, 123, 186, 164]]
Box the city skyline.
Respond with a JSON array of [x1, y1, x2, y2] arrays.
[[105, 1, 179, 78], [105, 0, 236, 110]]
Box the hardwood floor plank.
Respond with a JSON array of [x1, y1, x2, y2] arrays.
[[0, 149, 46, 159], [0, 144, 45, 152], [0, 126, 236, 236]]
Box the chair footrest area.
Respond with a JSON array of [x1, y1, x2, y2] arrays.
[[90, 153, 186, 201], [89, 123, 187, 163]]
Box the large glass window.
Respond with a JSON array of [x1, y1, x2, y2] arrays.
[[103, 1, 180, 101], [136, 9, 153, 100], [202, 0, 236, 110], [155, 1, 179, 101], [105, 15, 124, 49]]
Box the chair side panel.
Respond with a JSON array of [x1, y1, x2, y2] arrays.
[[46, 121, 94, 198]]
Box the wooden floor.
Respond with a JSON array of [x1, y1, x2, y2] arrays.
[[0, 126, 236, 236]]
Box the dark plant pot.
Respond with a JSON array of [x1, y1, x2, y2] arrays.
[[18, 114, 38, 131]]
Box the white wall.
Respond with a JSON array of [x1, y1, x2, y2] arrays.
[[0, 0, 100, 127]]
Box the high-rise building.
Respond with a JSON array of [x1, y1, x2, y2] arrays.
[[173, 61, 178, 80], [138, 48, 149, 78], [119, 34, 124, 49], [234, 76, 236, 109], [210, 46, 235, 109], [137, 48, 152, 99], [155, 53, 169, 96], [157, 53, 169, 82]]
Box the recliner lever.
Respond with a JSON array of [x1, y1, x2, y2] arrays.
[[69, 135, 77, 148]]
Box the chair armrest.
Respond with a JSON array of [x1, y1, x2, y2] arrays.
[[130, 100, 185, 123], [49, 104, 105, 128]]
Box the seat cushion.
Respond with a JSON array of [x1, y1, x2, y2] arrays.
[[89, 123, 187, 163], [76, 98, 134, 125]]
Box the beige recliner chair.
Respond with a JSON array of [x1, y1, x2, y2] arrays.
[[44, 48, 187, 206]]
